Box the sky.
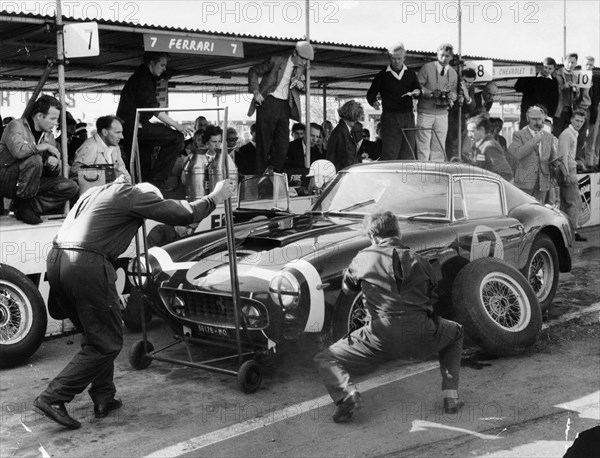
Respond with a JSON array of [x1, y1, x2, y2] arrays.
[[2, 0, 598, 61]]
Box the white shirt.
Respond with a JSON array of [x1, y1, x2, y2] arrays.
[[436, 61, 449, 76], [386, 64, 407, 80], [271, 56, 294, 100]]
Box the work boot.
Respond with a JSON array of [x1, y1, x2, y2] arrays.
[[332, 390, 363, 423], [33, 396, 81, 429], [94, 398, 122, 419], [14, 198, 42, 225]]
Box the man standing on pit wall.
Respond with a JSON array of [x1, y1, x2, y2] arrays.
[[247, 41, 314, 174], [0, 95, 78, 224], [553, 53, 580, 137], [117, 52, 192, 191], [416, 43, 458, 161], [508, 106, 558, 203], [33, 178, 236, 429], [366, 42, 421, 160], [514, 57, 559, 129], [557, 109, 588, 242], [314, 211, 464, 423]]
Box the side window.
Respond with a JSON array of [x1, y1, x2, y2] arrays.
[[462, 179, 503, 218], [453, 181, 466, 220]]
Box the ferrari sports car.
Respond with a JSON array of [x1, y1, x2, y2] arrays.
[[132, 161, 573, 357]]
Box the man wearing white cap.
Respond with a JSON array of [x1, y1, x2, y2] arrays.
[[508, 105, 558, 203], [248, 41, 314, 175]]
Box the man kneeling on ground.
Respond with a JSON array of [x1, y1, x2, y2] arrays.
[[314, 211, 464, 423]]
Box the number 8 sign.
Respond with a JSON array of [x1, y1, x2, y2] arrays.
[[463, 60, 494, 82]]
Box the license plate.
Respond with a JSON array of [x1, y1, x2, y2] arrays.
[[197, 323, 230, 338]]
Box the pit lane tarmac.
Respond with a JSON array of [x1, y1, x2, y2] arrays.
[[1, 226, 598, 458]]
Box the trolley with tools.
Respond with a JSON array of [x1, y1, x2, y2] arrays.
[[126, 106, 267, 393]]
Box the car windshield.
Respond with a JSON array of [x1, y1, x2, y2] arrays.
[[311, 171, 450, 218]]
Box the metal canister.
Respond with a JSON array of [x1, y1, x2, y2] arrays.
[[182, 152, 210, 200], [208, 152, 238, 196]]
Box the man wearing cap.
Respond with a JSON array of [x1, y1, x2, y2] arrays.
[[247, 41, 314, 174], [366, 42, 421, 160], [508, 106, 558, 203]]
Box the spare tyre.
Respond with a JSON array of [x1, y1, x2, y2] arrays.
[[452, 257, 541, 356], [0, 264, 47, 368]]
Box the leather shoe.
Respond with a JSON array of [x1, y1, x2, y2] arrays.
[[15, 199, 42, 225], [575, 233, 587, 242], [33, 396, 81, 429], [94, 398, 122, 418], [333, 391, 363, 423], [443, 397, 464, 414]]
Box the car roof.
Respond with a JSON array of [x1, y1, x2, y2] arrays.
[[342, 161, 497, 177]]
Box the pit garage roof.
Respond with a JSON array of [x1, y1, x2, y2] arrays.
[[0, 11, 536, 103]]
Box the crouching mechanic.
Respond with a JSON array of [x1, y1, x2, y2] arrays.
[[33, 178, 236, 429], [314, 211, 464, 423]]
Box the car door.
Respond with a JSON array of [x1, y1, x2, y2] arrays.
[[452, 177, 524, 269]]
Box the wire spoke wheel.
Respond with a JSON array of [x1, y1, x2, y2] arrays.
[[480, 273, 530, 332]]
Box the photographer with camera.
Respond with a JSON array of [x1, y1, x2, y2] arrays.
[[416, 43, 458, 161]]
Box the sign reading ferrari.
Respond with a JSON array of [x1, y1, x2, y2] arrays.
[[143, 34, 244, 57]]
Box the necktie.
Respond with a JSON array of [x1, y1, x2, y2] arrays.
[[441, 68, 445, 76]]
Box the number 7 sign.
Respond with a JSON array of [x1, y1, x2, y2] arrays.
[[463, 60, 493, 82]]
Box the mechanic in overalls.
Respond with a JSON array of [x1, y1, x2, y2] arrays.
[[33, 179, 235, 429], [314, 211, 464, 423]]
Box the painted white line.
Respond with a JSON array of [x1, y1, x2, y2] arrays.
[[145, 360, 439, 458], [147, 301, 600, 458]]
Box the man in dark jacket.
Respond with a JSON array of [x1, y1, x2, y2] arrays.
[[0, 95, 78, 224], [326, 100, 364, 172], [466, 116, 514, 181], [247, 41, 314, 174], [33, 178, 235, 429], [314, 211, 464, 423], [514, 57, 559, 129], [117, 52, 192, 189], [366, 43, 421, 160]]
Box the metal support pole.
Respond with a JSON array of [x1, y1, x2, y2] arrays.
[[21, 59, 55, 119], [457, 0, 463, 161], [55, 0, 70, 215], [304, 0, 311, 168]]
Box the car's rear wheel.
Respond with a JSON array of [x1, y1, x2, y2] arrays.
[[0, 264, 47, 368], [453, 257, 541, 355], [521, 234, 559, 312]]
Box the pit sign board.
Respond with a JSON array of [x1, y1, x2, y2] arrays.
[[573, 70, 593, 88], [64, 22, 100, 58], [464, 60, 493, 82], [143, 34, 244, 58], [493, 65, 537, 79]]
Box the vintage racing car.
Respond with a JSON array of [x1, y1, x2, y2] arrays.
[[131, 161, 573, 357]]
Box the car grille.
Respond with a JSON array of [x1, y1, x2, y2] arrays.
[[159, 287, 269, 329]]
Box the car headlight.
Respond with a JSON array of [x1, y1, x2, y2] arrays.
[[269, 271, 300, 309], [127, 254, 159, 289]]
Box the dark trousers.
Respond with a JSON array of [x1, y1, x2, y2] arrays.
[[381, 111, 416, 160], [255, 96, 291, 174], [124, 123, 184, 182], [41, 248, 123, 406], [314, 314, 463, 404]]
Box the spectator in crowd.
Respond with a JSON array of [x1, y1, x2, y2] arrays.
[[574, 59, 593, 166], [514, 57, 559, 129], [473, 81, 498, 115], [0, 95, 78, 224], [247, 41, 314, 174], [508, 106, 558, 202], [446, 67, 477, 159], [117, 52, 192, 190], [283, 122, 323, 188], [55, 111, 84, 165], [585, 56, 600, 168], [33, 179, 235, 429], [557, 109, 588, 242], [322, 120, 334, 154], [226, 127, 239, 155], [326, 100, 364, 172], [465, 116, 513, 181], [416, 43, 458, 161], [542, 116, 561, 207], [314, 211, 464, 423], [309, 122, 325, 162], [194, 115, 209, 134], [489, 117, 508, 151], [366, 42, 421, 160], [70, 115, 131, 185], [553, 53, 580, 136], [291, 122, 305, 140], [358, 128, 376, 162], [235, 123, 257, 177], [368, 122, 383, 161]]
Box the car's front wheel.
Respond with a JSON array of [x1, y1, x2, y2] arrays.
[[521, 233, 559, 312], [453, 257, 541, 355]]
